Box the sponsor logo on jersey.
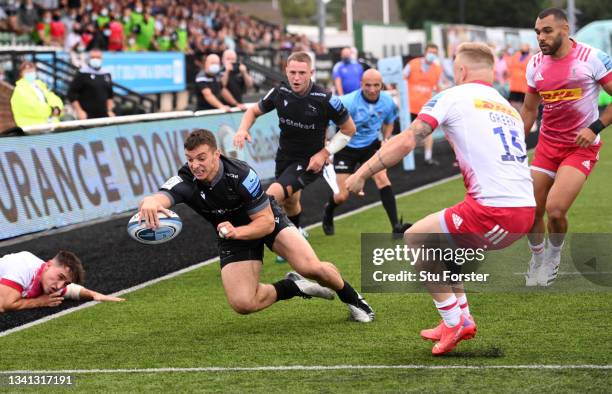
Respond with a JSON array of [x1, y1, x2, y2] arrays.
[[534, 71, 544, 81], [296, 164, 303, 171], [279, 117, 316, 130], [473, 99, 520, 119], [242, 169, 262, 197], [226, 172, 239, 179], [161, 176, 183, 190], [452, 213, 463, 230], [310, 92, 326, 97], [283, 99, 288, 107], [539, 88, 582, 103]]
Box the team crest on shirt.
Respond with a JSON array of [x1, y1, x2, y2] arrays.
[[452, 213, 463, 230]]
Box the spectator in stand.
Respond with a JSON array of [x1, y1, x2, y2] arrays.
[[35, 10, 51, 45], [332, 47, 364, 95], [67, 49, 115, 119], [10, 61, 63, 128], [220, 49, 252, 110], [16, 0, 38, 35], [49, 10, 65, 47], [87, 21, 108, 51], [195, 53, 232, 112], [107, 14, 124, 51]]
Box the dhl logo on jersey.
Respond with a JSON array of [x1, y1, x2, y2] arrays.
[[473, 99, 520, 119], [539, 88, 582, 103]]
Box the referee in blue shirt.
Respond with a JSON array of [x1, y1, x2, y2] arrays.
[[323, 68, 411, 235]]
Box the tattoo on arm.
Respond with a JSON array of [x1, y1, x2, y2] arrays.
[[411, 119, 434, 145]]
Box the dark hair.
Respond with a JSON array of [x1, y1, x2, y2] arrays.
[[538, 8, 568, 22], [54, 251, 85, 285], [184, 129, 218, 151], [425, 42, 439, 51]]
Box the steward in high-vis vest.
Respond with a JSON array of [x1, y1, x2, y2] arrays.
[[403, 43, 445, 166], [10, 61, 64, 128]]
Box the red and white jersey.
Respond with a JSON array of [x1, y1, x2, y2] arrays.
[[418, 82, 535, 208], [527, 40, 612, 146], [0, 251, 47, 298]]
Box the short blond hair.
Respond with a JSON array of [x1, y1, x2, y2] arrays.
[[456, 42, 495, 68], [287, 51, 312, 68]]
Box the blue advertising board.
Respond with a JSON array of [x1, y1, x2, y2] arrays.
[[102, 52, 186, 94]]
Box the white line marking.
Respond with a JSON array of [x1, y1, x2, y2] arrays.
[[0, 364, 609, 374], [0, 174, 462, 337]]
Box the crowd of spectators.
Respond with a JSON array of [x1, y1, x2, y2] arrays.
[[0, 0, 325, 56]]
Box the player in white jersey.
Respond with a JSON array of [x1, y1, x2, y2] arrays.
[[521, 8, 612, 286], [0, 251, 124, 312], [346, 43, 536, 355]]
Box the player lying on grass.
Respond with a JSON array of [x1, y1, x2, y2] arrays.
[[0, 250, 124, 312], [346, 42, 536, 354], [138, 129, 374, 322]]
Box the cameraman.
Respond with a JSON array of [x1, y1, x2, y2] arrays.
[[221, 49, 253, 110]]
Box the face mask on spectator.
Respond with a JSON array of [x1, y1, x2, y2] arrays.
[[123, 16, 130, 23], [23, 72, 36, 83], [135, 7, 143, 13], [101, 9, 108, 17], [179, 22, 187, 30], [207, 64, 220, 75], [103, 29, 111, 37], [425, 53, 437, 63], [89, 58, 102, 69]]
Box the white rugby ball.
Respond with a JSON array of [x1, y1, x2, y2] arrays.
[[127, 210, 183, 244]]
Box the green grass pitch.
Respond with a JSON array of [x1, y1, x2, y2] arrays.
[[0, 133, 610, 392]]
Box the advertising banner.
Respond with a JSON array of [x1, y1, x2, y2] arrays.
[[102, 52, 186, 93], [0, 111, 280, 239]]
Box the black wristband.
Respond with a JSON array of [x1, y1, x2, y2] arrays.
[[588, 119, 605, 135]]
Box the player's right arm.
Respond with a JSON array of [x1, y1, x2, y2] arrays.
[[520, 92, 541, 136], [234, 104, 263, 149], [138, 193, 173, 229], [0, 285, 63, 312], [521, 56, 542, 135]]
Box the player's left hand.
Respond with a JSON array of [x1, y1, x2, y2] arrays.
[[307, 150, 329, 173], [345, 173, 365, 196], [217, 221, 237, 239], [575, 127, 597, 148], [93, 293, 125, 302]]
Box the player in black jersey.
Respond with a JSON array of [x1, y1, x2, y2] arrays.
[[233, 52, 356, 232], [139, 129, 374, 322]]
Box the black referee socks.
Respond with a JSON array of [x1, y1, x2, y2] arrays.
[[379, 185, 398, 227]]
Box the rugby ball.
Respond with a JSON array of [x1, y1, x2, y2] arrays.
[[127, 210, 183, 244]]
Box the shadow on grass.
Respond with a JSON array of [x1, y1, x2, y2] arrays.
[[442, 346, 504, 358]]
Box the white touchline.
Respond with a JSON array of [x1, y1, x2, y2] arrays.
[[0, 364, 610, 374], [0, 174, 461, 338]]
